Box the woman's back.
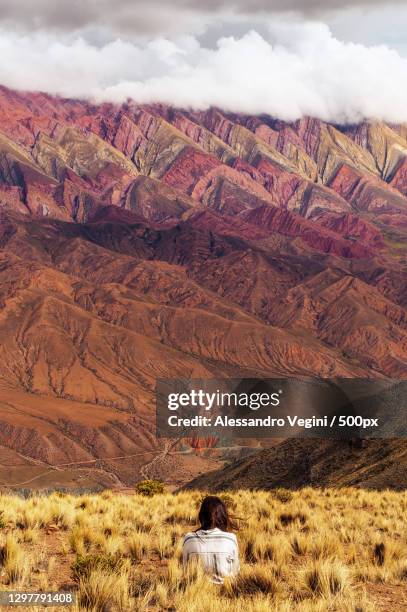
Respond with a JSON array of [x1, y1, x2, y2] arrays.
[[182, 527, 239, 582]]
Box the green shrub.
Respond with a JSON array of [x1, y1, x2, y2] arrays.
[[135, 480, 165, 497]]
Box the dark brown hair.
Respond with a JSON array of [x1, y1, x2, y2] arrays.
[[198, 495, 236, 532]]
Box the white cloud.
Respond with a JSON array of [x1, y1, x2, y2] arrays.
[[1, 21, 407, 123]]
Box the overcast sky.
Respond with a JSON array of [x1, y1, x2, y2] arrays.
[[1, 1, 407, 122], [0, 1, 405, 47]]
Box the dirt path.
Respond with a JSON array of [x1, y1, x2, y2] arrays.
[[140, 438, 182, 479]]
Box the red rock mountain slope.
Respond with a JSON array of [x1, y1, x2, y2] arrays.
[[0, 85, 406, 487]]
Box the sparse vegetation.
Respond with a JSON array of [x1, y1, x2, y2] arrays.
[[135, 479, 165, 497], [0, 487, 405, 610]]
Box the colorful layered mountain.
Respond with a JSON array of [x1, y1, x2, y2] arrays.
[[0, 85, 406, 487]]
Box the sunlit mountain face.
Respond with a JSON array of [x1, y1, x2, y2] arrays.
[[0, 84, 406, 487]]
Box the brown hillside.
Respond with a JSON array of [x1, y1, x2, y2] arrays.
[[0, 85, 406, 487]]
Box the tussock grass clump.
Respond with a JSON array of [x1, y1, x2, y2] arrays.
[[372, 539, 404, 566], [71, 553, 126, 582], [78, 568, 130, 611], [69, 524, 95, 555], [373, 542, 386, 566], [20, 527, 38, 544], [127, 531, 149, 561], [155, 531, 173, 559], [131, 569, 154, 597], [309, 534, 342, 560], [0, 533, 29, 584], [290, 533, 309, 556], [302, 559, 350, 598], [279, 511, 308, 527], [241, 530, 291, 564], [399, 563, 407, 582], [165, 506, 197, 526], [271, 488, 293, 504], [224, 565, 281, 597]]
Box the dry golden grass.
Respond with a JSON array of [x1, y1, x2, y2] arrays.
[[0, 487, 404, 610]]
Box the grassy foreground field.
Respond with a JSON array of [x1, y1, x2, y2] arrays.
[[0, 488, 405, 611]]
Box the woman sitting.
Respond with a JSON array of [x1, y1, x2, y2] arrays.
[[182, 495, 239, 583]]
